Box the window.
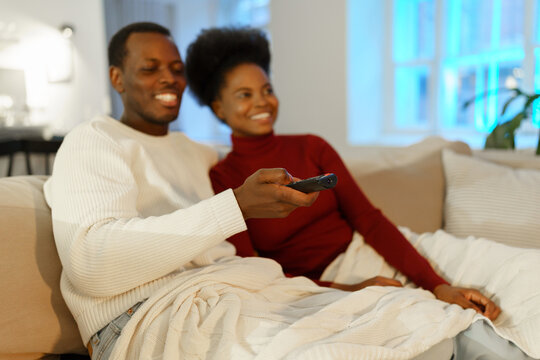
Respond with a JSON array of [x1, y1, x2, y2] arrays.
[[351, 0, 540, 147], [217, 0, 270, 29]]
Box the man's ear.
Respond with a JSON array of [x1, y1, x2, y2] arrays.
[[211, 99, 225, 121], [109, 66, 125, 93]]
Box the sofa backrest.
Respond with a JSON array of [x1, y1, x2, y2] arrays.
[[344, 136, 472, 233], [0, 176, 87, 360]]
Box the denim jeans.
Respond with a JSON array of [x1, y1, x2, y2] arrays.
[[453, 320, 534, 360], [88, 301, 144, 360]]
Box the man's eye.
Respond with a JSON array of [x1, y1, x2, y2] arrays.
[[265, 87, 274, 95], [237, 92, 251, 98], [141, 67, 156, 72]]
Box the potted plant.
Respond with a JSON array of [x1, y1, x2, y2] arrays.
[[464, 88, 540, 155]]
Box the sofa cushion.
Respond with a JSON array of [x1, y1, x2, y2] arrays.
[[346, 137, 472, 233], [442, 149, 540, 248], [474, 148, 540, 170], [0, 176, 87, 360]]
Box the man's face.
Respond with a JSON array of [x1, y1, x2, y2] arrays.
[[111, 32, 186, 135]]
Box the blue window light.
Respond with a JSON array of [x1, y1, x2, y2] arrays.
[[356, 0, 539, 147]]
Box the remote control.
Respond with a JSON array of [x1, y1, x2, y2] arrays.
[[286, 173, 338, 193]]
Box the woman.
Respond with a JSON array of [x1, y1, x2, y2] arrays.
[[184, 27, 499, 319]]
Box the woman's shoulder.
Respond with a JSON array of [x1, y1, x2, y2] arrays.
[[277, 133, 330, 148]]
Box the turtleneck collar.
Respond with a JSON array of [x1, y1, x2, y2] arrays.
[[230, 131, 278, 156]]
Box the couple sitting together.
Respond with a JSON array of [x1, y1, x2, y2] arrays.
[[44, 22, 539, 359]]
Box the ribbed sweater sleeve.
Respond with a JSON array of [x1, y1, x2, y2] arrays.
[[46, 118, 246, 298], [314, 137, 448, 291]]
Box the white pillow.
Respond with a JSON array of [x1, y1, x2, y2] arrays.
[[442, 149, 540, 248]]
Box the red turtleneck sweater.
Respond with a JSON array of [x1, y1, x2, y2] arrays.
[[210, 133, 447, 291]]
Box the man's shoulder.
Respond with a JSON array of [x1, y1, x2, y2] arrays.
[[64, 116, 139, 148], [170, 132, 219, 165], [64, 115, 117, 139]]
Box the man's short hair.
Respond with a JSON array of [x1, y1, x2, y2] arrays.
[[108, 22, 171, 68]]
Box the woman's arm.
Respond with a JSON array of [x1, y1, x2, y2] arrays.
[[312, 136, 448, 291]]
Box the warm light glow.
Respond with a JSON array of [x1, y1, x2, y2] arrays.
[[61, 26, 73, 38], [0, 95, 14, 109], [45, 37, 73, 82]]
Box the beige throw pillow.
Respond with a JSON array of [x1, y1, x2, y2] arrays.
[[442, 149, 540, 248], [351, 138, 472, 233]]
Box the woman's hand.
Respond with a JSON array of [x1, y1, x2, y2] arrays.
[[330, 276, 403, 292], [433, 284, 501, 321]]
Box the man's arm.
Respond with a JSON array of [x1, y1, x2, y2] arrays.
[[47, 126, 316, 298]]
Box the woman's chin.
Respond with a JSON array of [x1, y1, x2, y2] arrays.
[[234, 127, 273, 137]]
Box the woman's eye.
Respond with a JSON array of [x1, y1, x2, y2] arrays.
[[238, 92, 251, 98], [265, 87, 274, 95]]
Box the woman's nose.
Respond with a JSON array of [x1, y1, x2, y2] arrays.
[[255, 93, 269, 106]]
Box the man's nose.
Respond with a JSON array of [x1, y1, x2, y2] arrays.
[[159, 68, 177, 84]]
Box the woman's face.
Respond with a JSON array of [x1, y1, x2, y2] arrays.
[[211, 63, 278, 137]]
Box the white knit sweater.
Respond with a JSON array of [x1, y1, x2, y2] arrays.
[[44, 116, 246, 345]]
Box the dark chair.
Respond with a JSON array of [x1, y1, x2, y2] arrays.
[[0, 136, 63, 176], [0, 139, 23, 176], [22, 136, 63, 175]]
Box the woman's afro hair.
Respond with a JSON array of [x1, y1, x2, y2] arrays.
[[185, 27, 271, 107]]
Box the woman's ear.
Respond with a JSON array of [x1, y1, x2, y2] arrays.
[[211, 99, 225, 121], [109, 66, 125, 93]]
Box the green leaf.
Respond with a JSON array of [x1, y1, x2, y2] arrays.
[[485, 120, 516, 149], [463, 88, 510, 110], [508, 112, 526, 131], [501, 94, 519, 115], [523, 94, 540, 112]]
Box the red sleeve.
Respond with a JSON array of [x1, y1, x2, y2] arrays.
[[312, 136, 448, 291], [209, 165, 257, 258], [226, 231, 257, 257], [209, 166, 229, 194]]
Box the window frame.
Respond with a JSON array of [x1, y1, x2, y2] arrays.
[[383, 0, 540, 148]]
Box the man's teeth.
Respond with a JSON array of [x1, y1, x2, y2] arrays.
[[155, 93, 177, 101], [251, 113, 270, 120]]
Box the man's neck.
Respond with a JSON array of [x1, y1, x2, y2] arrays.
[[120, 116, 169, 136]]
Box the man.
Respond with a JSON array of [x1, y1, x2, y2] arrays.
[[45, 22, 533, 360], [44, 22, 318, 358]]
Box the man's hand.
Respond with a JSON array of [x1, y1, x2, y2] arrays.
[[233, 168, 319, 219], [433, 284, 501, 321], [330, 276, 403, 292]]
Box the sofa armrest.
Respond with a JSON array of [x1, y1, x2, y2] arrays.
[[0, 176, 87, 360]]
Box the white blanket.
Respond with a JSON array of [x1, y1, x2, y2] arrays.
[[110, 230, 540, 359]]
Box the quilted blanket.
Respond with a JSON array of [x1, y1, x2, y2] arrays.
[[108, 230, 540, 359]]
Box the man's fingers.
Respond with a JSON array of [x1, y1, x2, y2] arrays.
[[255, 168, 293, 185], [278, 185, 319, 206]]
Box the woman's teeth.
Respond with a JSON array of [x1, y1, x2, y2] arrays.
[[250, 112, 271, 120]]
